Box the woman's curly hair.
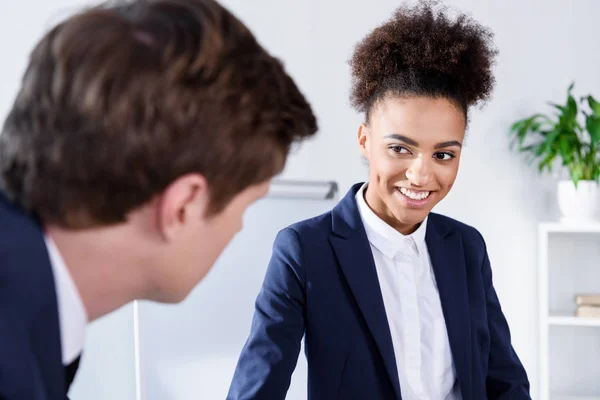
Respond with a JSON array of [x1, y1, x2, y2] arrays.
[[349, 0, 498, 122]]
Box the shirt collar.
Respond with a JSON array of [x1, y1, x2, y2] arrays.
[[355, 182, 428, 259], [44, 234, 88, 365]]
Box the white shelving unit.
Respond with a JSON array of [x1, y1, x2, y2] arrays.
[[538, 222, 600, 400]]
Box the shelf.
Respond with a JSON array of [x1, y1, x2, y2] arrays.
[[539, 223, 600, 400], [548, 312, 600, 327], [540, 222, 600, 233]]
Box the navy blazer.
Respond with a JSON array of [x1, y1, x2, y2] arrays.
[[0, 192, 73, 399], [228, 183, 530, 400]]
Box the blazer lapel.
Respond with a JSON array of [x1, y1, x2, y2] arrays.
[[30, 301, 66, 399], [329, 184, 402, 400], [23, 206, 67, 399], [2, 192, 67, 398], [426, 218, 472, 399]]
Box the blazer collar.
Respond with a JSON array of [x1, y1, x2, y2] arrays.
[[331, 182, 454, 239], [354, 182, 428, 259]]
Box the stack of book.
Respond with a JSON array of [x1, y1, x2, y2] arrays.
[[575, 294, 600, 318]]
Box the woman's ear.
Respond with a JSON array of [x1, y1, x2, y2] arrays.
[[357, 123, 369, 157]]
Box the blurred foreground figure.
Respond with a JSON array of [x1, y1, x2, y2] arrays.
[[0, 0, 317, 398]]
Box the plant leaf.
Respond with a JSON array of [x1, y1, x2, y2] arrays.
[[509, 114, 547, 148], [588, 95, 600, 116], [541, 129, 560, 154], [586, 115, 600, 147], [558, 136, 573, 165], [538, 152, 556, 173], [566, 93, 578, 123], [570, 163, 582, 186], [549, 103, 565, 113]]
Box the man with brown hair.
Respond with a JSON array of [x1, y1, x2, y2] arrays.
[[0, 0, 317, 398]]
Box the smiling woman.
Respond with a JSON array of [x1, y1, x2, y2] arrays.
[[349, 0, 496, 236], [227, 2, 532, 400], [358, 96, 467, 233]]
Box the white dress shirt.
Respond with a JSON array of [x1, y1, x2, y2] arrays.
[[355, 183, 461, 400], [44, 234, 88, 365]]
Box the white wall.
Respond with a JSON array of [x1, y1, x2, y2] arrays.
[[2, 1, 600, 399]]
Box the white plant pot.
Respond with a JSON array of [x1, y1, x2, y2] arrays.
[[557, 180, 600, 222]]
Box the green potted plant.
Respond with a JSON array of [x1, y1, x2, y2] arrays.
[[509, 83, 600, 221]]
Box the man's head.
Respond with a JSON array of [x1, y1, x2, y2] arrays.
[[0, 0, 317, 303]]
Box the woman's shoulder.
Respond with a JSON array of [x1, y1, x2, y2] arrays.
[[284, 209, 333, 237], [428, 212, 486, 248], [271, 211, 334, 257]]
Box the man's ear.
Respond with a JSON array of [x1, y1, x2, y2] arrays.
[[357, 123, 370, 157], [156, 174, 209, 241]]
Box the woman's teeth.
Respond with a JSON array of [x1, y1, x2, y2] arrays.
[[399, 187, 430, 200]]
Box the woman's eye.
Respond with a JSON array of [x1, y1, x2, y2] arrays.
[[434, 152, 454, 161], [389, 145, 410, 154]]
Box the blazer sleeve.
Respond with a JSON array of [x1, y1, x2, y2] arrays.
[[481, 241, 532, 399], [227, 227, 306, 400]]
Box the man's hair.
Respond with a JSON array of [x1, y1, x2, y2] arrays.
[[0, 0, 317, 229]]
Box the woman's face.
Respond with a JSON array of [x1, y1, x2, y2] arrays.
[[358, 95, 466, 234]]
